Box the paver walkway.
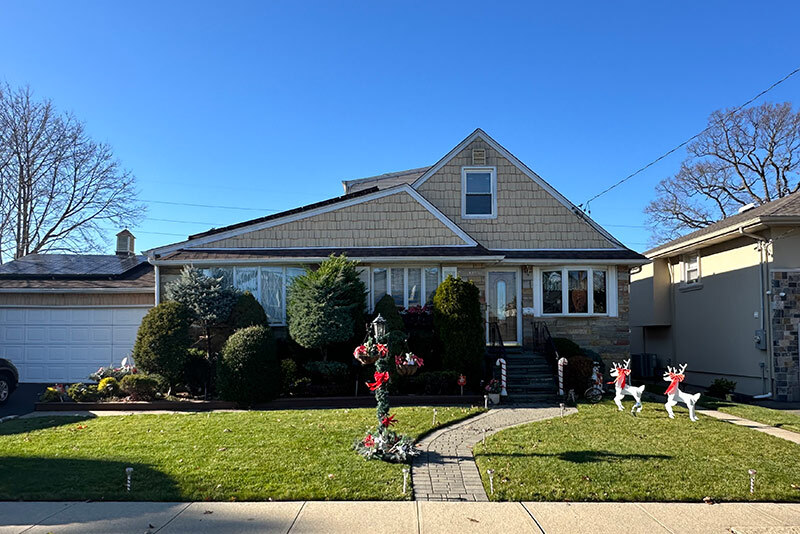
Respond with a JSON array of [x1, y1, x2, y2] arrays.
[[698, 409, 800, 444], [412, 404, 573, 502]]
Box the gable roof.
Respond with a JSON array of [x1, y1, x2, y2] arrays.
[[411, 128, 625, 248], [148, 184, 479, 256], [646, 190, 800, 257], [0, 254, 149, 279], [342, 166, 431, 194]]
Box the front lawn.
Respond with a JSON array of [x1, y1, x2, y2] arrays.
[[701, 399, 800, 434], [0, 406, 481, 501], [474, 400, 800, 502]]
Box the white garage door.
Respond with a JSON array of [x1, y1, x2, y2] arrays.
[[0, 306, 150, 383]]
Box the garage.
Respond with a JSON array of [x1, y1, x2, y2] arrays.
[[0, 306, 150, 383], [0, 231, 155, 384]]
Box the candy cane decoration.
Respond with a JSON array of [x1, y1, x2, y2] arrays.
[[557, 357, 568, 396], [495, 358, 507, 396]]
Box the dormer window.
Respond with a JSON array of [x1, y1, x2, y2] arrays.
[[461, 166, 497, 219]]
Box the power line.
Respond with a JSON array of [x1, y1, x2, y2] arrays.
[[142, 199, 280, 212], [580, 65, 800, 210]]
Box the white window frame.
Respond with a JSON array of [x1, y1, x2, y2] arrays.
[[368, 265, 443, 311], [681, 252, 701, 286], [534, 266, 616, 317], [461, 166, 497, 219]]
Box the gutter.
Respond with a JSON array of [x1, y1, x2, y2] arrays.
[[737, 226, 773, 396]]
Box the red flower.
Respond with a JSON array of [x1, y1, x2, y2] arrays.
[[414, 355, 424, 367], [353, 345, 368, 358], [363, 434, 375, 447], [376, 344, 389, 357], [395, 354, 404, 366], [381, 414, 397, 427], [366, 371, 390, 391]]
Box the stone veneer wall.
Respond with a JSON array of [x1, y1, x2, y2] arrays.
[[771, 271, 800, 402], [522, 267, 631, 365]]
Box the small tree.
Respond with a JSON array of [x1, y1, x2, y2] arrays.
[[286, 254, 366, 360], [132, 301, 192, 388], [217, 325, 280, 405], [228, 291, 268, 330], [166, 266, 239, 360], [432, 275, 484, 382], [373, 294, 407, 358]]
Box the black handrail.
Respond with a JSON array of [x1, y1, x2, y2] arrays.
[[532, 320, 559, 373]]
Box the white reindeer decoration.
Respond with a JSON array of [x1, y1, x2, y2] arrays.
[[663, 364, 701, 421], [609, 359, 645, 414]]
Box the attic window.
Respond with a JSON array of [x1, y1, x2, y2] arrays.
[[461, 167, 497, 218]]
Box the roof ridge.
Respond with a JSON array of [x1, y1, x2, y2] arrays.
[[342, 166, 432, 186]]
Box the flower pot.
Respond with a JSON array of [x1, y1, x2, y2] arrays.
[[488, 393, 501, 405], [355, 353, 379, 366], [395, 364, 419, 376]]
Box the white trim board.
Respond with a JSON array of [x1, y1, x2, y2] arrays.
[[150, 256, 505, 266], [147, 185, 478, 256], [0, 288, 154, 294], [411, 128, 625, 248]]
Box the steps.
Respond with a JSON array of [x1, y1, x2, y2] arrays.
[[494, 351, 558, 402]]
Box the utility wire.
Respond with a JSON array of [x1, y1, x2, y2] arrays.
[[142, 199, 280, 212], [580, 65, 800, 211]]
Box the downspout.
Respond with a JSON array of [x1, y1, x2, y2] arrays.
[[738, 227, 772, 395], [154, 263, 161, 306]]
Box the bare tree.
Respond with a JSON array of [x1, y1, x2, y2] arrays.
[[645, 102, 800, 244], [0, 84, 143, 262]]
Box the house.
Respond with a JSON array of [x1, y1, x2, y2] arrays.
[[0, 230, 155, 383], [148, 129, 645, 366], [630, 191, 800, 401]]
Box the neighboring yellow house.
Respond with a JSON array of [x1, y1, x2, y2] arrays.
[[631, 191, 800, 401], [148, 129, 646, 370]]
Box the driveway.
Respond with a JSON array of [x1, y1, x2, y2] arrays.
[[0, 383, 45, 418]]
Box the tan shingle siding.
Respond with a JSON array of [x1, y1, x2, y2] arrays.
[[417, 138, 616, 249], [195, 192, 466, 249]]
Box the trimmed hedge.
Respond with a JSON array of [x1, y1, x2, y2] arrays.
[[432, 276, 484, 382], [373, 294, 405, 333], [120, 374, 160, 401], [132, 301, 192, 387], [228, 291, 268, 330], [217, 325, 280, 405]]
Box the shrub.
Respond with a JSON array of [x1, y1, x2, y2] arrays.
[[217, 325, 280, 405], [707, 378, 737, 399], [67, 383, 100, 402], [228, 291, 268, 330], [408, 370, 462, 395], [132, 301, 192, 388], [280, 359, 299, 395], [432, 276, 484, 381], [89, 365, 137, 382], [565, 354, 595, 395], [120, 374, 160, 401], [373, 294, 405, 333], [286, 254, 366, 360], [39, 385, 68, 403], [97, 377, 120, 398], [183, 348, 212, 395], [304, 360, 349, 385], [552, 337, 582, 358]]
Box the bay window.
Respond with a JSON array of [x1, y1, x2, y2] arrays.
[[540, 267, 612, 316], [370, 266, 443, 309]]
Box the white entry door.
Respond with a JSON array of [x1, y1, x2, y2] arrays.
[[486, 270, 521, 345], [0, 306, 150, 383]]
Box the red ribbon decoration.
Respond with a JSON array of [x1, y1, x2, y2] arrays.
[[367, 371, 390, 391], [363, 434, 375, 447], [665, 372, 684, 395], [381, 414, 397, 427], [607, 368, 631, 389], [376, 344, 389, 357]]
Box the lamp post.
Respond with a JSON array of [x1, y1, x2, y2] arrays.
[[372, 314, 387, 339]]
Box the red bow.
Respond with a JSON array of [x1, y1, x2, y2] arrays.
[[363, 434, 374, 447], [381, 414, 397, 427], [376, 344, 389, 357], [607, 368, 631, 389], [367, 371, 390, 391], [665, 372, 684, 395]]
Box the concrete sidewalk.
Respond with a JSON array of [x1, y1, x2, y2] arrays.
[[3, 501, 800, 534]]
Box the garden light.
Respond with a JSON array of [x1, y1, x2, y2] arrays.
[[402, 467, 409, 494], [125, 467, 133, 492], [749, 469, 757, 494], [487, 469, 495, 495], [371, 314, 387, 339]]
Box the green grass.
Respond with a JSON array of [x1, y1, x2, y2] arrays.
[[474, 400, 800, 502], [700, 399, 800, 434], [0, 406, 481, 501]]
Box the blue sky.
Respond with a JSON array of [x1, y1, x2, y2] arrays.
[[1, 1, 798, 253]]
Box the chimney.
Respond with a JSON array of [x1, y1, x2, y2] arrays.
[[116, 229, 135, 256]]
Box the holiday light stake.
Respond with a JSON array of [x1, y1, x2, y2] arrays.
[[484, 395, 489, 410], [749, 469, 757, 494], [125, 467, 133, 492], [433, 408, 437, 426], [402, 467, 409, 494], [487, 469, 495, 495], [482, 427, 487, 445], [560, 403, 565, 417]]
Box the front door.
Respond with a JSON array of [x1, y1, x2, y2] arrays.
[[487, 271, 519, 345]]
